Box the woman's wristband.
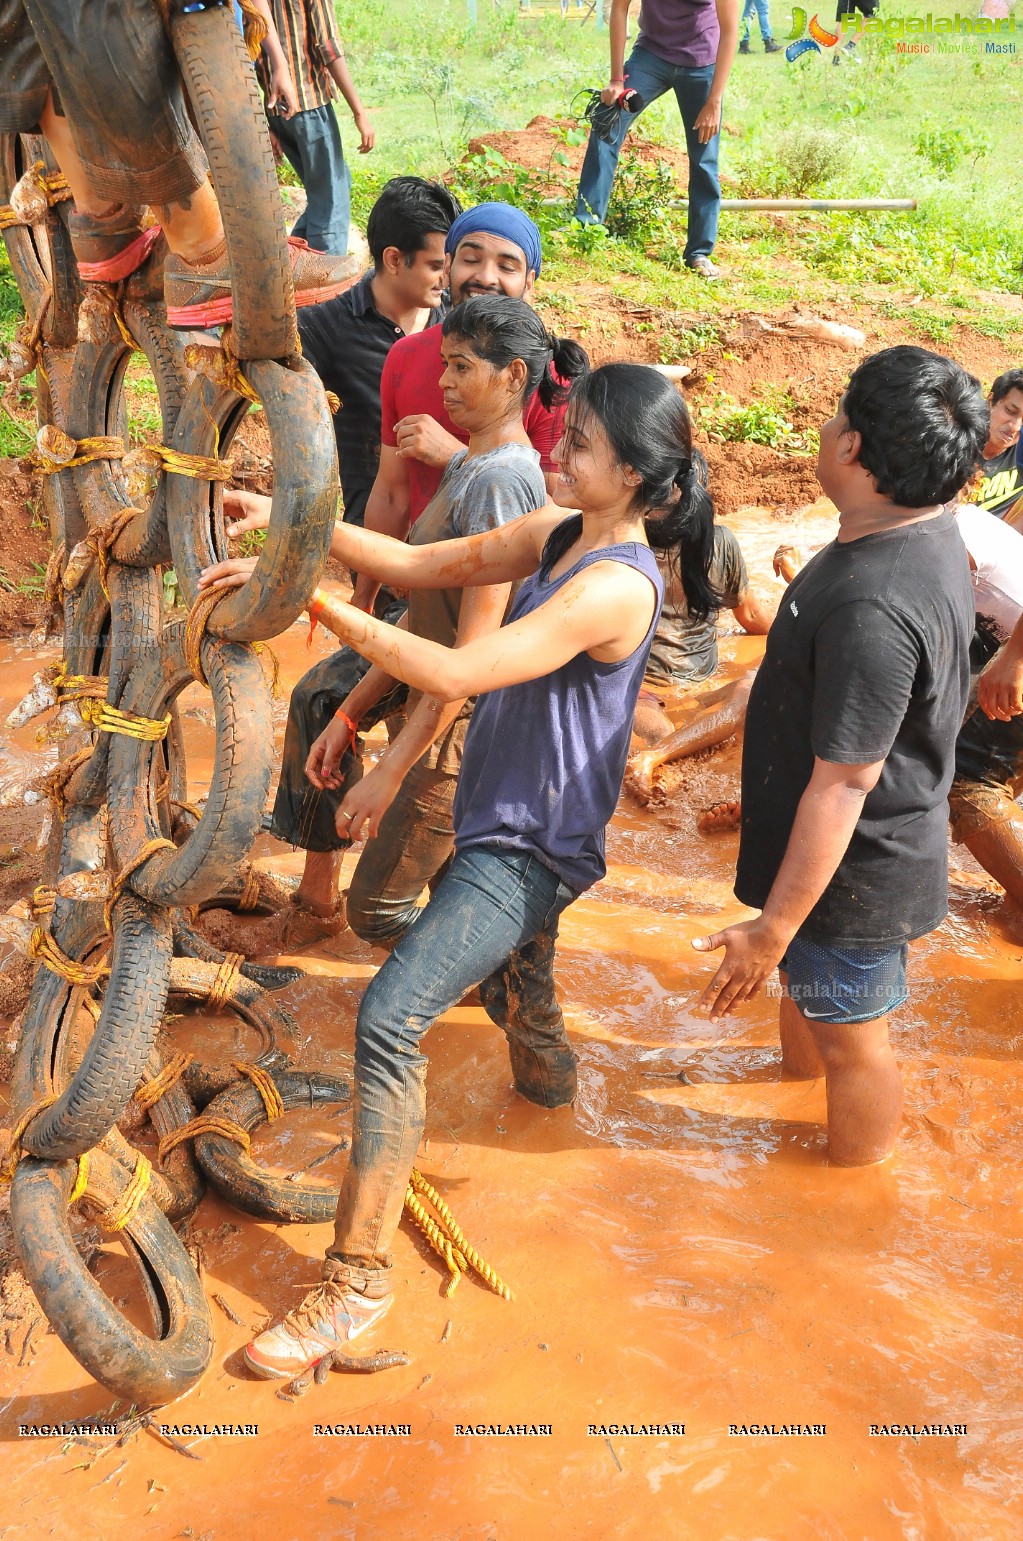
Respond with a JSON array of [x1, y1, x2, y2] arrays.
[[334, 709, 359, 738]]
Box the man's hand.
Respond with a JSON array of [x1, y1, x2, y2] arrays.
[[266, 66, 297, 118], [393, 414, 462, 467], [305, 716, 359, 792], [223, 487, 271, 537], [198, 556, 258, 592], [691, 915, 790, 1022], [335, 762, 401, 841], [354, 109, 375, 153], [693, 94, 723, 145], [978, 646, 1023, 722]]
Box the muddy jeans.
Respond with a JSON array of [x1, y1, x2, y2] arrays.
[[326, 846, 578, 1277]]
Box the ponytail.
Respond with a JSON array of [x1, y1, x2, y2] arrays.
[[443, 296, 590, 413], [563, 365, 721, 622]]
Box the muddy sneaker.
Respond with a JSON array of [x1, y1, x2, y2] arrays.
[[164, 235, 360, 330], [738, 37, 751, 52], [244, 1280, 392, 1379], [686, 255, 722, 280], [764, 38, 783, 51], [68, 204, 163, 283]]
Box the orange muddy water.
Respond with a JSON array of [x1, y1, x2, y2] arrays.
[[2, 502, 1022, 1541]]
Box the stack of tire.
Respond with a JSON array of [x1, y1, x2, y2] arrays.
[[1, 6, 347, 1408]]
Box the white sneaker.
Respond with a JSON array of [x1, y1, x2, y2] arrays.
[[244, 1280, 391, 1379]]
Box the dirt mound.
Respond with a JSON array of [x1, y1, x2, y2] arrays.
[[465, 112, 690, 195], [0, 461, 47, 639]]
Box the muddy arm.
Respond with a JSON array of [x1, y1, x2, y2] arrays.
[[626, 673, 755, 801]]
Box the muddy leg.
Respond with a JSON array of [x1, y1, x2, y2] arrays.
[[960, 815, 1023, 908], [631, 695, 674, 749], [778, 973, 825, 1078], [480, 923, 577, 1109], [626, 673, 754, 802], [805, 1012, 903, 1167], [295, 849, 345, 915]]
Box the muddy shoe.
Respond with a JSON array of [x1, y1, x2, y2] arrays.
[[278, 892, 347, 949], [164, 236, 360, 330], [68, 204, 163, 283], [244, 1280, 391, 1380]]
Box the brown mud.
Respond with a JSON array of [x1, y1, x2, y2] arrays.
[[2, 502, 1023, 1538]]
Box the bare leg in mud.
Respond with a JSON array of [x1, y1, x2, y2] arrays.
[[294, 849, 346, 917], [778, 976, 902, 1165], [626, 673, 755, 803], [960, 814, 1023, 908]]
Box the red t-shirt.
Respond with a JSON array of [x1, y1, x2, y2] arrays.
[[379, 326, 567, 521]]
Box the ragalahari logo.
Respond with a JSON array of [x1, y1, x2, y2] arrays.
[[785, 6, 1018, 59], [785, 7, 841, 59]]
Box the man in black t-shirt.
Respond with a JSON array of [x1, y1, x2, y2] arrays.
[[964, 368, 1023, 522], [693, 348, 988, 1167]]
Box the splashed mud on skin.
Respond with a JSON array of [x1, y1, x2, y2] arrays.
[[2, 505, 1023, 1538]]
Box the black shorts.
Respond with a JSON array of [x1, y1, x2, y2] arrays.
[[835, 0, 879, 17], [0, 0, 207, 204]]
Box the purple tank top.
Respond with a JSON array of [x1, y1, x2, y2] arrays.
[[637, 0, 720, 69], [453, 522, 664, 895]]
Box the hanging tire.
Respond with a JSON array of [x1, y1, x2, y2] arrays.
[[170, 5, 297, 360], [194, 1070, 350, 1223], [10, 1148, 212, 1407]]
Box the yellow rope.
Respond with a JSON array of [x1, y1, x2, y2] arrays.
[[403, 1185, 466, 1295], [171, 797, 204, 822], [31, 884, 56, 917], [236, 867, 262, 912], [238, 0, 269, 57], [68, 1153, 90, 1206], [52, 664, 109, 707], [0, 1095, 58, 1185], [135, 1052, 195, 1113], [183, 589, 227, 687], [231, 1061, 284, 1123], [207, 952, 244, 1010], [81, 994, 102, 1022], [252, 641, 280, 697], [35, 434, 126, 475], [84, 507, 140, 599], [103, 837, 177, 932], [112, 303, 141, 353], [29, 927, 109, 986], [325, 391, 340, 415], [0, 166, 70, 229], [405, 1168, 514, 1301], [151, 445, 235, 481], [78, 698, 172, 740], [96, 1153, 152, 1232], [0, 206, 17, 231], [42, 746, 94, 819], [158, 1116, 251, 1164]]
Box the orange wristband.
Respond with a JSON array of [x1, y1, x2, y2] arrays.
[[334, 709, 359, 737]]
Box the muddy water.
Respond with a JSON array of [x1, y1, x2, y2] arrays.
[[3, 505, 1023, 1540]]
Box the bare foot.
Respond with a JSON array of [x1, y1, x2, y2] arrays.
[[772, 545, 803, 584], [697, 800, 741, 834], [625, 750, 659, 804]]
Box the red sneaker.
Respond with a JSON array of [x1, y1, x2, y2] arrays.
[[68, 205, 163, 283]]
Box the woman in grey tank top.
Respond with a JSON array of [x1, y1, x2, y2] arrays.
[[238, 365, 721, 1380]]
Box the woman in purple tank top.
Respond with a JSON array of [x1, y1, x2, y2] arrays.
[[241, 361, 720, 1378]]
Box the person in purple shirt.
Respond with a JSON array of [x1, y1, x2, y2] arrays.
[[239, 364, 717, 1379], [575, 0, 740, 277]]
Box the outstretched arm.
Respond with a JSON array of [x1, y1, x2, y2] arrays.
[[202, 505, 566, 596], [309, 561, 658, 702]]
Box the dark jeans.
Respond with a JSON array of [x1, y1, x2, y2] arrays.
[[574, 46, 721, 264], [328, 846, 578, 1275], [269, 598, 408, 853], [268, 103, 351, 254]]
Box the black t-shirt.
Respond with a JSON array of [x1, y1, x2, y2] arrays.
[[970, 440, 1023, 519], [298, 275, 447, 527], [735, 512, 973, 945]]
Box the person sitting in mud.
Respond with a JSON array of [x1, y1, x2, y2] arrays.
[[692, 346, 987, 1168], [961, 368, 1023, 524], [203, 300, 588, 976], [230, 362, 714, 1380], [224, 203, 576, 942], [626, 509, 785, 806], [2, 1, 355, 327]]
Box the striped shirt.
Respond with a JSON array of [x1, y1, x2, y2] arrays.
[[258, 0, 343, 112]]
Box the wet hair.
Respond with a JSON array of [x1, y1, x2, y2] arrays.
[[842, 346, 989, 507], [366, 177, 462, 270], [441, 295, 589, 411], [547, 363, 719, 623], [990, 367, 1023, 406]]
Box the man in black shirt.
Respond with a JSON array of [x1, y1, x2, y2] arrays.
[[964, 367, 1023, 522], [694, 348, 988, 1166]]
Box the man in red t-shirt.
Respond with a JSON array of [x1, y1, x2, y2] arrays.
[[351, 202, 566, 612]]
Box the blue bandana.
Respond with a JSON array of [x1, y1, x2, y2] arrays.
[[444, 202, 543, 278]]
